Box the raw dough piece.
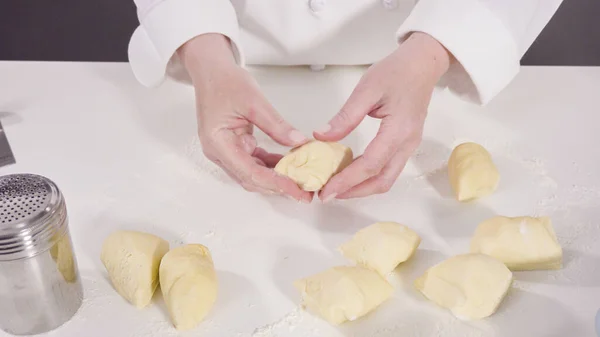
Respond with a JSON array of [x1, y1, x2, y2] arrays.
[[274, 140, 353, 191], [339, 221, 421, 275], [100, 230, 169, 308], [294, 266, 393, 325], [415, 253, 512, 320], [159, 244, 218, 331], [470, 216, 563, 270], [448, 142, 499, 201]]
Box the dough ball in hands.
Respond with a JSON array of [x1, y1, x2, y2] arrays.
[[100, 230, 170, 308], [274, 140, 353, 191], [294, 266, 393, 325], [159, 244, 218, 331], [448, 142, 500, 202], [470, 216, 563, 271], [415, 253, 512, 320], [339, 222, 421, 275]]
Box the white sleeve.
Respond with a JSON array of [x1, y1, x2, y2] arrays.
[[128, 0, 244, 87], [397, 0, 563, 105]]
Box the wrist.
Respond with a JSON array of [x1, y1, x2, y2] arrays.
[[401, 32, 451, 80], [178, 33, 237, 80]]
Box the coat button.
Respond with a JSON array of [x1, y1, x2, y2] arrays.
[[310, 64, 326, 71], [309, 0, 326, 13], [381, 0, 398, 10]]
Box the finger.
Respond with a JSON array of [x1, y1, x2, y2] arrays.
[[337, 150, 411, 199], [253, 147, 283, 168], [247, 99, 308, 147], [237, 132, 283, 168], [239, 180, 276, 195], [228, 151, 308, 200], [225, 163, 279, 195], [319, 155, 374, 202], [253, 157, 267, 167], [239, 133, 257, 154], [221, 165, 243, 184], [314, 83, 382, 141], [319, 115, 403, 201], [216, 160, 265, 191], [219, 162, 276, 195], [217, 134, 312, 202]]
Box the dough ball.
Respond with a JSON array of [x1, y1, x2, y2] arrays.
[[274, 140, 353, 191], [339, 221, 421, 275], [470, 216, 562, 271], [100, 230, 169, 308], [159, 244, 218, 331], [415, 253, 512, 320], [448, 142, 499, 201], [294, 266, 393, 325]]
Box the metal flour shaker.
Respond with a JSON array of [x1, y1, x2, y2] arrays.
[[0, 174, 83, 335]]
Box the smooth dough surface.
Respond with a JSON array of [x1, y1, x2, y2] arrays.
[[339, 222, 421, 275], [415, 253, 512, 320], [470, 216, 563, 271], [159, 244, 218, 331], [448, 142, 500, 201], [100, 230, 169, 308], [294, 266, 393, 325], [274, 140, 353, 191]]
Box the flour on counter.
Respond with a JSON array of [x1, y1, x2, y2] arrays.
[[252, 307, 321, 337], [131, 317, 180, 337], [431, 317, 490, 337], [70, 276, 116, 323], [407, 138, 559, 196], [515, 157, 557, 189], [484, 143, 558, 191]]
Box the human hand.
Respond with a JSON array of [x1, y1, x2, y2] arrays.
[[315, 32, 451, 201], [179, 34, 312, 203]]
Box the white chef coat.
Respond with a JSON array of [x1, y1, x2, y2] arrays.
[[128, 0, 563, 104]]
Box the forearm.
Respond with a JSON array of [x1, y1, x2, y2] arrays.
[[400, 32, 451, 82], [178, 34, 237, 81]]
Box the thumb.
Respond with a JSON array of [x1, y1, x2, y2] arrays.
[[314, 85, 381, 141], [248, 101, 308, 147]]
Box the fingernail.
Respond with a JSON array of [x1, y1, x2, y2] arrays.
[[315, 124, 332, 134], [321, 193, 337, 204], [288, 130, 308, 144]]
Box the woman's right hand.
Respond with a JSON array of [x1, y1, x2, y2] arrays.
[[179, 34, 313, 203]]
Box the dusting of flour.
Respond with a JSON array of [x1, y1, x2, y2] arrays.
[[77, 132, 599, 337]]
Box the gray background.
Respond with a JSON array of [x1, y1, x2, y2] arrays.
[[0, 0, 598, 65]]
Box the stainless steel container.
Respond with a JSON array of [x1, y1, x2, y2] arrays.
[[0, 174, 83, 335]]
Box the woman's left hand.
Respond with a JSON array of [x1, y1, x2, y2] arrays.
[[315, 32, 451, 201]]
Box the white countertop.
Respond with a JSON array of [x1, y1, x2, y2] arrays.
[[0, 62, 599, 337]]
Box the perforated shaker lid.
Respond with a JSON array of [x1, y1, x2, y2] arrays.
[[0, 174, 68, 261]]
